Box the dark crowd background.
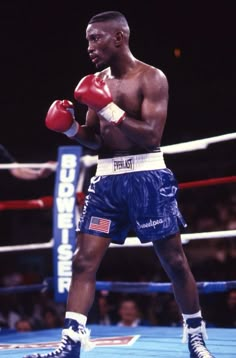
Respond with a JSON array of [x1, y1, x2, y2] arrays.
[[0, 1, 236, 332]]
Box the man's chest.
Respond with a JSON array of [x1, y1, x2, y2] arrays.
[[106, 77, 141, 116]]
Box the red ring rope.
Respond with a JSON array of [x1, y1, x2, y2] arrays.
[[0, 176, 235, 211], [179, 175, 236, 189], [0, 192, 85, 211]]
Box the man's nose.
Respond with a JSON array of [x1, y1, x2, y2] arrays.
[[88, 43, 94, 53]]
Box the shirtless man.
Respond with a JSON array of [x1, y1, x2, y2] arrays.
[[25, 11, 215, 358]]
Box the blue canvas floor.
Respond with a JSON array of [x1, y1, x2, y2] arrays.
[[0, 324, 235, 357]]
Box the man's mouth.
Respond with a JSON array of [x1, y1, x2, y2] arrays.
[[90, 55, 99, 63]]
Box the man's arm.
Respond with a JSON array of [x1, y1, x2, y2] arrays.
[[119, 68, 169, 147], [0, 145, 55, 180], [10, 164, 55, 180], [74, 69, 169, 148]]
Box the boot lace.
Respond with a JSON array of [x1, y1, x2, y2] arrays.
[[31, 335, 71, 357], [189, 333, 214, 358]]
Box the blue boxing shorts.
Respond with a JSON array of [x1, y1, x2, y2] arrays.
[[78, 151, 187, 244]]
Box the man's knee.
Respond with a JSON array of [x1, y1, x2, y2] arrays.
[[165, 253, 190, 279], [72, 251, 95, 275]]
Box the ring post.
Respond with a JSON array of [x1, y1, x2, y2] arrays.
[[53, 146, 82, 302]]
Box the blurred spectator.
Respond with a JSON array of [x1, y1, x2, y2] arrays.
[[0, 144, 55, 180], [15, 318, 33, 332], [226, 214, 236, 230], [1, 271, 24, 287], [0, 297, 21, 330], [97, 294, 115, 325], [216, 290, 236, 327], [0, 183, 235, 331], [87, 291, 118, 325], [116, 297, 151, 327], [157, 296, 182, 326], [41, 307, 63, 329], [30, 291, 66, 328]]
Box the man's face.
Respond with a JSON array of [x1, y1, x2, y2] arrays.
[[86, 22, 117, 69], [119, 300, 139, 324]]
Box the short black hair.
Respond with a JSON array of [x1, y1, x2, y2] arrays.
[[88, 11, 128, 25]]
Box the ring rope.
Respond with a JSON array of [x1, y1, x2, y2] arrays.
[[0, 229, 235, 253], [0, 193, 85, 211], [95, 280, 236, 294], [70, 131, 236, 168], [0, 175, 235, 212], [0, 240, 54, 253], [109, 230, 236, 248], [179, 175, 236, 189], [161, 132, 236, 154], [0, 133, 234, 259], [0, 134, 235, 305], [0, 132, 235, 171], [0, 162, 57, 170], [0, 279, 235, 295]]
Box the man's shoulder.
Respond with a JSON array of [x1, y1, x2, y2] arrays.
[[138, 61, 167, 79], [137, 62, 168, 89]]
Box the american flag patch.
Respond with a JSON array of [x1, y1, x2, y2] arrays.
[[89, 216, 111, 234]]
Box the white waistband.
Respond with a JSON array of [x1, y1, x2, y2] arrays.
[[95, 151, 166, 176]]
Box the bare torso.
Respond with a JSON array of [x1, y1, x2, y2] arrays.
[[98, 62, 144, 152], [84, 59, 168, 155]]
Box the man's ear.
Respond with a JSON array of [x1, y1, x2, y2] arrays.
[[114, 31, 124, 47]]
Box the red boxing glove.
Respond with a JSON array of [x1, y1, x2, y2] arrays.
[[45, 100, 80, 137], [74, 74, 125, 125]]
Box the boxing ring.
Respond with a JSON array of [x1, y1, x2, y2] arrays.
[[0, 132, 236, 357], [1, 325, 236, 357]]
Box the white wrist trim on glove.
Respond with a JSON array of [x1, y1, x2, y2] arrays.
[[98, 102, 125, 125], [63, 121, 79, 137]]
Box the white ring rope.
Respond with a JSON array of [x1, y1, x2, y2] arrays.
[[0, 230, 236, 253], [0, 239, 54, 253], [161, 132, 236, 154], [110, 230, 236, 247], [79, 131, 236, 167], [0, 162, 57, 170], [0, 131, 235, 170]]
